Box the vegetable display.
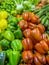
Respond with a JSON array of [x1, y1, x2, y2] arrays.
[[0, 2, 23, 64], [33, 4, 49, 33], [19, 12, 49, 65], [0, 0, 49, 65]]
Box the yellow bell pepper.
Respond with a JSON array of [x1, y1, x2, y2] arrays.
[[0, 11, 8, 19], [0, 19, 8, 30]]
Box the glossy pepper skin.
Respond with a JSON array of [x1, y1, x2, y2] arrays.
[[22, 38, 33, 50], [28, 22, 36, 30], [46, 55, 49, 64], [22, 51, 33, 63], [42, 33, 47, 40], [37, 24, 45, 34], [19, 20, 28, 30], [0, 39, 9, 49], [23, 29, 31, 38], [22, 12, 40, 24], [45, 40, 49, 47], [31, 28, 42, 42], [35, 40, 49, 54], [34, 52, 46, 65], [4, 30, 14, 41], [29, 12, 40, 24], [22, 12, 29, 21], [14, 28, 23, 39], [6, 50, 20, 65], [11, 39, 22, 51]]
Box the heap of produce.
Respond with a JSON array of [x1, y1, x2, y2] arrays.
[[0, 10, 23, 65], [0, 0, 49, 65], [19, 12, 49, 65]]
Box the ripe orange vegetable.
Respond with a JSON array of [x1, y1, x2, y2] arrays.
[[19, 12, 49, 65], [29, 13, 40, 24], [31, 28, 42, 41], [28, 22, 36, 30], [45, 40, 49, 47], [22, 51, 33, 63], [19, 20, 28, 30], [23, 29, 31, 38], [46, 55, 49, 64], [34, 52, 46, 65], [42, 33, 47, 40], [40, 40, 48, 52], [22, 38, 33, 50], [35, 40, 48, 54], [37, 24, 45, 34], [22, 12, 29, 21]]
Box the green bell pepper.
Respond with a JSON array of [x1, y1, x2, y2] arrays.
[[0, 51, 6, 65], [4, 30, 14, 41], [11, 39, 22, 51], [6, 50, 20, 65], [0, 39, 9, 49], [7, 24, 16, 32], [7, 15, 18, 26], [14, 28, 23, 39], [0, 30, 5, 40]]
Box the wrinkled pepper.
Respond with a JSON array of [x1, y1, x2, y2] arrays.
[[11, 39, 22, 51], [6, 50, 20, 65]]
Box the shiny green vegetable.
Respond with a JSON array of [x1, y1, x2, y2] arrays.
[[4, 30, 14, 41], [6, 50, 20, 65], [11, 39, 22, 51], [8, 15, 18, 26], [7, 24, 16, 32], [0, 39, 9, 49], [14, 28, 23, 39]]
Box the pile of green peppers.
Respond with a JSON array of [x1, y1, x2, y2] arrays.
[[0, 12, 23, 65]]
